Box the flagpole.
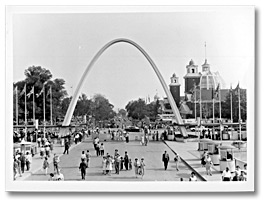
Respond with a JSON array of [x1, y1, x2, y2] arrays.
[[230, 85, 233, 123], [25, 84, 27, 140], [212, 88, 215, 140], [50, 86, 52, 125], [219, 87, 221, 121], [200, 82, 202, 122], [33, 86, 35, 124], [15, 86, 18, 126], [219, 85, 222, 140], [43, 85, 46, 139], [194, 85, 196, 120], [238, 84, 241, 140]]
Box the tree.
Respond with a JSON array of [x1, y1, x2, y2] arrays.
[[221, 89, 247, 122], [14, 66, 67, 124], [125, 98, 149, 120], [91, 94, 116, 122]]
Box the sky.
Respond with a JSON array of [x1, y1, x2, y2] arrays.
[[11, 6, 254, 110]]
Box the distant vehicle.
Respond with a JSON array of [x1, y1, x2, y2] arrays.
[[125, 126, 140, 132]]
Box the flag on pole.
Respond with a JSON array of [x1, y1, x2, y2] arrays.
[[26, 86, 34, 98], [212, 84, 219, 99], [230, 84, 233, 95], [36, 86, 44, 98], [234, 83, 240, 95], [46, 85, 52, 97], [215, 84, 220, 98], [19, 84, 26, 96], [14, 86, 18, 94]]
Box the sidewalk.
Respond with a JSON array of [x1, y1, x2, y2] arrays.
[[15, 138, 83, 181], [164, 140, 223, 181]]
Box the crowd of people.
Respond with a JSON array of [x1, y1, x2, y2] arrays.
[[13, 151, 32, 180], [13, 125, 247, 182]]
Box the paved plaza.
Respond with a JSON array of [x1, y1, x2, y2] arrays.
[[22, 136, 200, 182]]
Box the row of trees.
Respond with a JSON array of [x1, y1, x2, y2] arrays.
[[125, 98, 160, 121], [13, 66, 116, 125], [13, 66, 247, 126], [187, 89, 247, 122]]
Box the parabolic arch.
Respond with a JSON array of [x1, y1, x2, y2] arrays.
[[61, 38, 188, 137]]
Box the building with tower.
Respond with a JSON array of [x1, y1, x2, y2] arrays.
[[184, 59, 201, 101], [169, 73, 181, 108]]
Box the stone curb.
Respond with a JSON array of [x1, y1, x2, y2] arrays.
[[162, 140, 207, 181]]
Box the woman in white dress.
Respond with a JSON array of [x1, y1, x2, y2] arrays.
[[205, 154, 213, 176], [106, 155, 113, 176]]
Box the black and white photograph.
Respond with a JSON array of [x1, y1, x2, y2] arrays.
[[5, 5, 254, 192]]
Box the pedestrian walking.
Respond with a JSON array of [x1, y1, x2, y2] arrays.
[[125, 132, 129, 143], [96, 142, 100, 156], [134, 158, 140, 178], [100, 143, 105, 156], [222, 167, 231, 181], [19, 153, 26, 174], [162, 151, 170, 170], [40, 145, 45, 159], [45, 144, 50, 158], [189, 172, 198, 181], [37, 137, 41, 147], [81, 151, 86, 161], [201, 151, 207, 167], [114, 154, 120, 174], [74, 133, 79, 144], [106, 155, 113, 175], [13, 158, 18, 180], [140, 158, 146, 179], [16, 157, 22, 177], [63, 139, 70, 154], [205, 154, 213, 176], [102, 156, 107, 175], [129, 158, 132, 170], [120, 157, 124, 171], [86, 150, 91, 167], [53, 153, 60, 173], [42, 157, 49, 175], [49, 141, 54, 152], [174, 153, 181, 171], [25, 152, 32, 171], [79, 159, 87, 180], [124, 151, 129, 170]]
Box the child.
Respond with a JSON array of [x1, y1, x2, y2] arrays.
[[129, 159, 132, 170], [102, 156, 107, 175], [100, 143, 105, 156], [96, 142, 100, 156], [86, 150, 91, 167], [42, 157, 49, 175], [120, 157, 124, 171], [140, 158, 146, 179], [134, 158, 140, 178]]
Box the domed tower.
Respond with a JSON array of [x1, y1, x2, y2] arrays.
[[169, 73, 181, 108], [184, 59, 201, 100]]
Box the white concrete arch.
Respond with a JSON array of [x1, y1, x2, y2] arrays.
[[61, 38, 187, 137]]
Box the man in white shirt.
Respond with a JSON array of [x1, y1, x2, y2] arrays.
[[222, 167, 232, 181], [81, 151, 86, 161]]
